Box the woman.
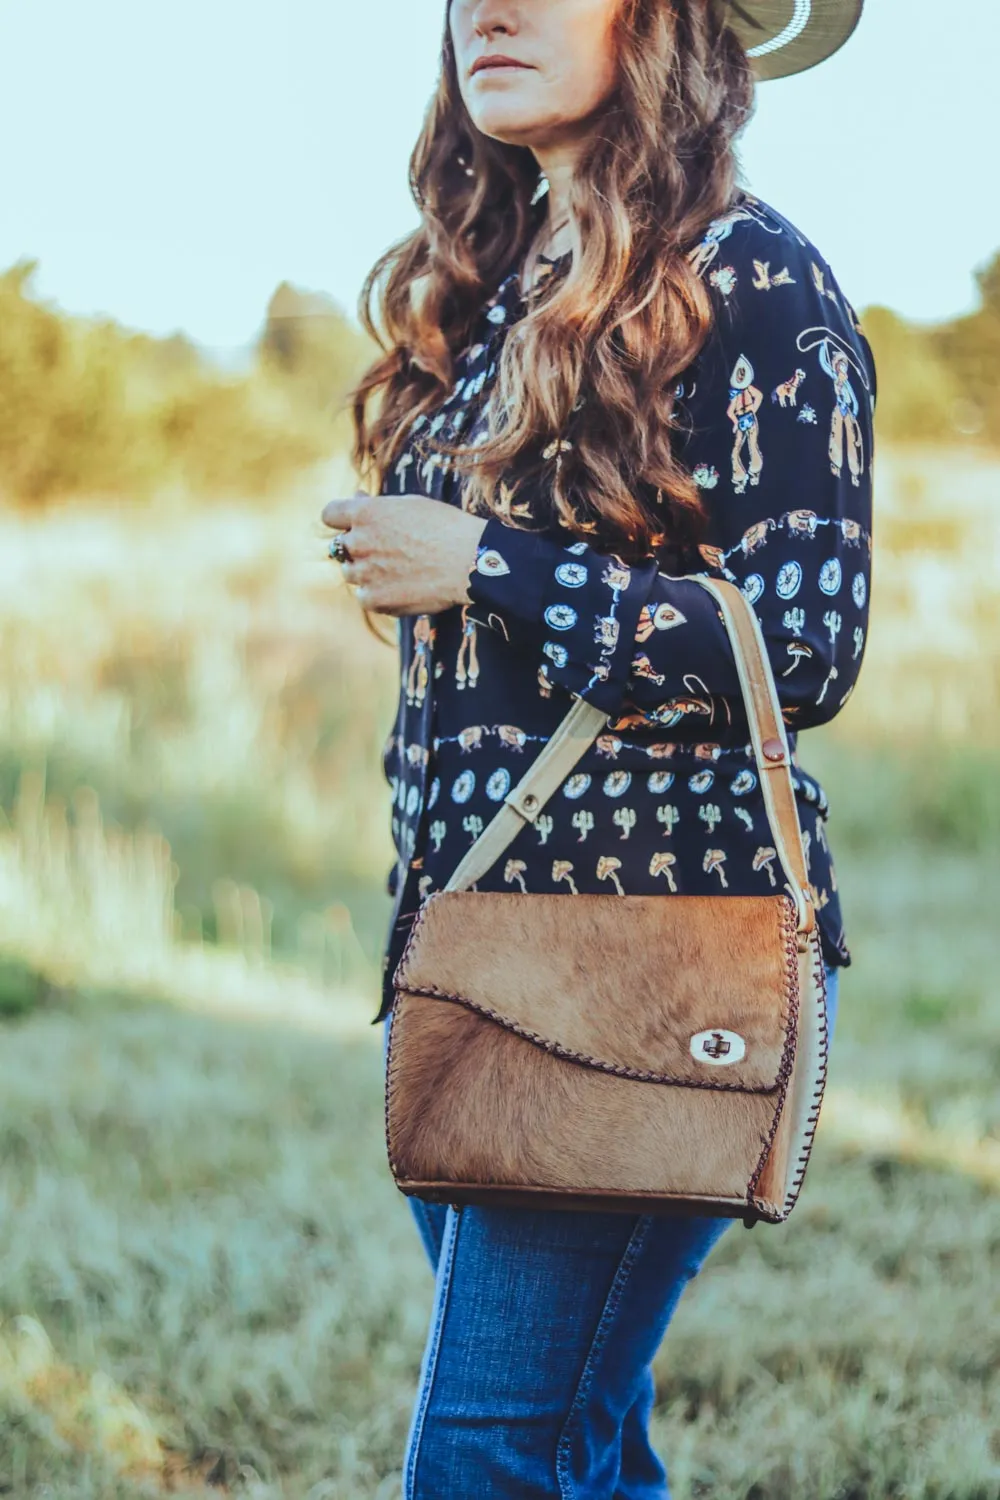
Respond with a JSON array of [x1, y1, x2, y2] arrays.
[[324, 0, 874, 1493]]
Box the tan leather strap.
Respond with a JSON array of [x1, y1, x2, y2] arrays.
[[696, 577, 814, 939], [442, 693, 606, 892], [443, 573, 815, 941]]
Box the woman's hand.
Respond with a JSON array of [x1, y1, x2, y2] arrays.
[[321, 493, 489, 617]]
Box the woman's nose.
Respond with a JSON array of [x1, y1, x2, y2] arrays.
[[471, 0, 519, 38]]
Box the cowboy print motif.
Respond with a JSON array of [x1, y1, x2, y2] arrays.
[[727, 353, 765, 493], [374, 192, 875, 1026]]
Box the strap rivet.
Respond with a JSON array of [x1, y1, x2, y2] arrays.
[[762, 738, 785, 762], [523, 793, 539, 810]]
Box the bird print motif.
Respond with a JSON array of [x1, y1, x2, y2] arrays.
[[374, 192, 876, 1026]]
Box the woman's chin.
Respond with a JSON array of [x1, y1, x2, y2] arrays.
[[469, 103, 563, 150]]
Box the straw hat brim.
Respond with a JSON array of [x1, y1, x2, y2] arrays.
[[717, 0, 864, 81]]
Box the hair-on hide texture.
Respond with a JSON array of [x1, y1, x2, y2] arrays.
[[385, 885, 829, 1220]]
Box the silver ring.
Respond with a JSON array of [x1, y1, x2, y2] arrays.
[[328, 533, 352, 564]]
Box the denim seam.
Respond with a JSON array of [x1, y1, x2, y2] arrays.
[[555, 1214, 655, 1500], [409, 1196, 445, 1270], [404, 1205, 462, 1500]]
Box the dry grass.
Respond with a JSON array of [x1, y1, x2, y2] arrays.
[[0, 445, 998, 1496]]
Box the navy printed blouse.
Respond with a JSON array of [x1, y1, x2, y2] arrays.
[[373, 193, 876, 1026]]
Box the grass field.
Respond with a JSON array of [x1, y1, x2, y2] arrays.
[[0, 445, 998, 1497]]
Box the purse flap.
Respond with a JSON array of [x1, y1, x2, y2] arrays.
[[394, 891, 800, 1092]]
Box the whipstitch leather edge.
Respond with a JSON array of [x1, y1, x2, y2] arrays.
[[384, 897, 436, 1187], [745, 894, 801, 1221], [781, 931, 831, 1217]]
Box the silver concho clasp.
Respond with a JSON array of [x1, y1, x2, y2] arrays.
[[690, 1029, 747, 1066]]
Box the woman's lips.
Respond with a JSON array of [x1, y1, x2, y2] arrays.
[[470, 55, 530, 77]]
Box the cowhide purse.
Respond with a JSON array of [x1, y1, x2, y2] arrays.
[[385, 576, 828, 1226]]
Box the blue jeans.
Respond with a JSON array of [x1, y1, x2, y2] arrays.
[[387, 966, 840, 1498]]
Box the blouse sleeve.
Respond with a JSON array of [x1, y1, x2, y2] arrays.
[[463, 210, 876, 736]]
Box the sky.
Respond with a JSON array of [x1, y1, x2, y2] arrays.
[[0, 0, 995, 352]]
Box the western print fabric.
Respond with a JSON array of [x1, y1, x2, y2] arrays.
[[375, 193, 875, 1025]]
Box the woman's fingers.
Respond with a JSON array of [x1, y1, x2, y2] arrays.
[[321, 493, 368, 531]]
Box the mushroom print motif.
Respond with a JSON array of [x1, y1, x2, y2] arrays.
[[703, 849, 729, 888], [504, 859, 528, 892], [552, 860, 578, 894], [649, 851, 678, 893], [816, 664, 839, 705], [597, 856, 625, 895], [753, 847, 778, 887], [783, 641, 814, 676]]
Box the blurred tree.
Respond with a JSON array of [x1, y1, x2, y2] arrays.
[[258, 282, 374, 416], [931, 250, 1000, 443], [0, 261, 341, 505], [0, 260, 137, 501], [860, 306, 965, 445]]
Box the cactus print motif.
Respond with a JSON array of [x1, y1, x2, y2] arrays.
[[374, 192, 875, 1025]]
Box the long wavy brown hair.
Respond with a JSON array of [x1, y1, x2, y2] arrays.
[[349, 0, 754, 573]]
